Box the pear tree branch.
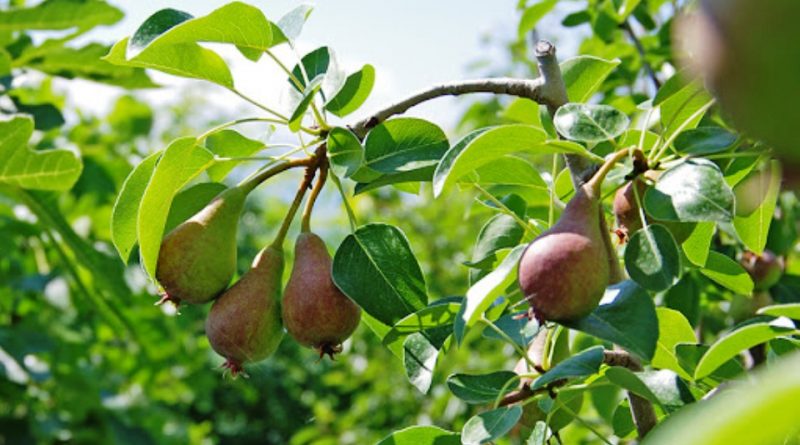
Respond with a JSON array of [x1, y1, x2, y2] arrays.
[[500, 349, 657, 439]]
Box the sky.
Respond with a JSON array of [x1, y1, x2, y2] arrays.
[[68, 0, 521, 132]]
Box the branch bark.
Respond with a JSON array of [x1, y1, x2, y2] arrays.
[[351, 77, 545, 138]]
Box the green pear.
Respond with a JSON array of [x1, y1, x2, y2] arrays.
[[205, 245, 285, 376], [156, 186, 247, 305], [282, 232, 361, 358]]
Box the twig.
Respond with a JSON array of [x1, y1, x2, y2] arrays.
[[499, 349, 657, 439], [623, 21, 662, 91]]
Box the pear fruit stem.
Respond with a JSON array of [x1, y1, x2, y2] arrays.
[[585, 148, 631, 198], [270, 158, 323, 248], [301, 159, 328, 233]]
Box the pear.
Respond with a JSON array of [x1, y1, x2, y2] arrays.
[[674, 0, 800, 161], [518, 153, 630, 323], [613, 177, 696, 244], [156, 186, 247, 305], [205, 245, 285, 376], [741, 250, 784, 291], [282, 232, 361, 358]]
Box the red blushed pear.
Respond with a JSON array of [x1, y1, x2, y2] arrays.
[[205, 244, 285, 377], [282, 232, 361, 359], [518, 151, 628, 323]]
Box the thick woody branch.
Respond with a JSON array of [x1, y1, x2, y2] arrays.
[[351, 77, 545, 138], [604, 351, 658, 439]]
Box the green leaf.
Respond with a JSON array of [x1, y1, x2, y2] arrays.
[[724, 154, 761, 187], [275, 4, 313, 44], [332, 224, 428, 326], [459, 245, 525, 330], [22, 43, 156, 88], [164, 182, 227, 234], [560, 56, 620, 103], [433, 125, 556, 197], [695, 319, 798, 379], [447, 371, 518, 404], [403, 333, 438, 393], [377, 426, 460, 445], [482, 312, 541, 347], [564, 281, 658, 360], [204, 130, 265, 182], [466, 214, 525, 268], [645, 352, 800, 445], [0, 49, 9, 77], [553, 103, 629, 143], [675, 343, 744, 381], [383, 301, 460, 353], [658, 76, 713, 141], [526, 421, 553, 445], [624, 224, 682, 291], [664, 275, 701, 327], [324, 64, 375, 117], [652, 308, 696, 379], [758, 303, 800, 319], [673, 127, 737, 156], [532, 346, 605, 390], [681, 222, 715, 266], [461, 406, 522, 445], [461, 156, 549, 204], [604, 367, 661, 406], [0, 0, 122, 32], [644, 159, 735, 223], [517, 0, 559, 38], [137, 138, 216, 278], [290, 46, 343, 95], [129, 3, 276, 55], [502, 98, 541, 126], [699, 251, 754, 295], [327, 127, 366, 178], [364, 118, 449, 175], [733, 161, 782, 254], [0, 115, 82, 191], [104, 37, 233, 88], [637, 370, 694, 412], [287, 78, 322, 132], [111, 151, 161, 262]]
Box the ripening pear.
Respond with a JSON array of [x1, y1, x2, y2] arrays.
[[205, 245, 285, 376], [282, 232, 361, 358], [518, 155, 625, 323], [156, 186, 248, 305]]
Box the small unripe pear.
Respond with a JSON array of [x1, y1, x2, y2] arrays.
[[156, 186, 247, 305], [741, 250, 784, 291], [613, 178, 696, 244], [205, 245, 285, 376], [282, 232, 361, 358]]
